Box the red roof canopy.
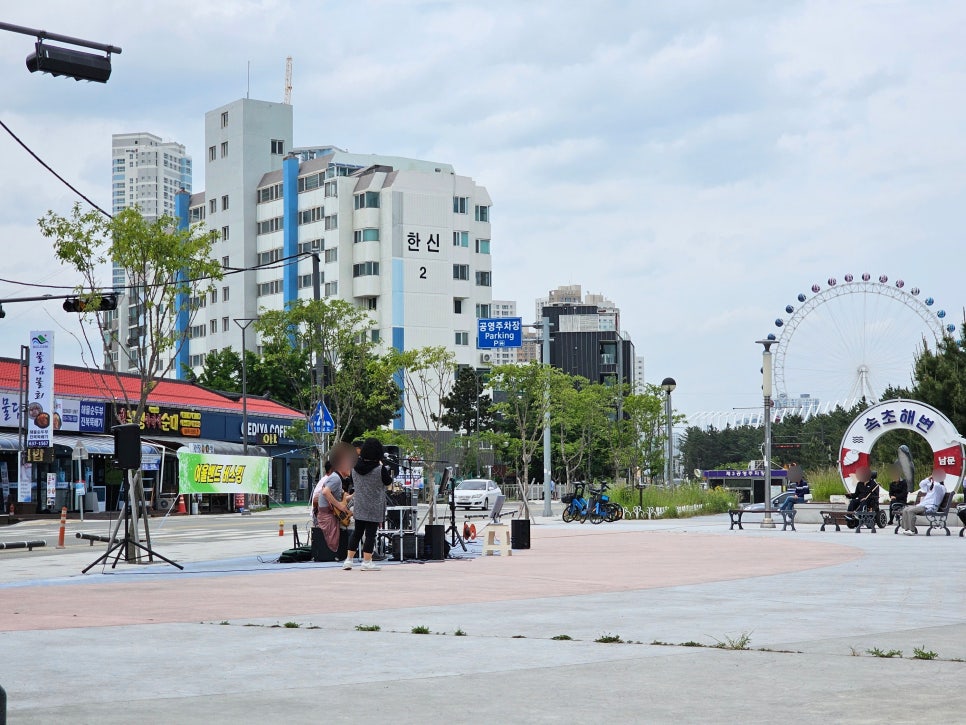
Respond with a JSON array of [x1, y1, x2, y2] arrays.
[[0, 358, 302, 419]]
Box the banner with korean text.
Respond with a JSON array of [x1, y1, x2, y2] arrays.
[[26, 331, 54, 449], [177, 451, 270, 495]]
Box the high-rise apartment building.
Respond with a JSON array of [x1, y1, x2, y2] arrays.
[[179, 98, 493, 431], [107, 132, 192, 371], [634, 355, 646, 393]]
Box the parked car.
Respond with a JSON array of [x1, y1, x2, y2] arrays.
[[454, 479, 501, 510], [742, 491, 804, 511]]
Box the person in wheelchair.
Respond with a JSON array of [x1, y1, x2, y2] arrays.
[[886, 462, 909, 525], [845, 466, 880, 526]]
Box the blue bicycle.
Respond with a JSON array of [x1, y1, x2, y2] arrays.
[[561, 482, 589, 523]]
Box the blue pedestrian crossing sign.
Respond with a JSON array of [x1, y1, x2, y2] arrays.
[[309, 401, 335, 434]]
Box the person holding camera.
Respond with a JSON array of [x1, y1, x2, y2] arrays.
[[344, 438, 394, 571]]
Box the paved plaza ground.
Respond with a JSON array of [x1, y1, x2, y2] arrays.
[[1, 510, 964, 723]]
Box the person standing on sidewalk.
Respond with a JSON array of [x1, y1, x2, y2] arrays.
[[344, 438, 394, 571], [900, 468, 947, 535]]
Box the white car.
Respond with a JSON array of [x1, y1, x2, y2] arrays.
[[454, 479, 501, 510]]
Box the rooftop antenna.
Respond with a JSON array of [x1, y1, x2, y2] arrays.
[[246, 60, 251, 99], [283, 56, 293, 104]]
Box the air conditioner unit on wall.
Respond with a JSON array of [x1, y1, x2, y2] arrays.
[[480, 353, 492, 364]]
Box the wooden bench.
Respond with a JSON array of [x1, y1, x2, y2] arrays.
[[894, 492, 954, 536], [820, 509, 877, 533], [728, 509, 796, 531]]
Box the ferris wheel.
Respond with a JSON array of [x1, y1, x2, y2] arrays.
[[770, 273, 955, 412]]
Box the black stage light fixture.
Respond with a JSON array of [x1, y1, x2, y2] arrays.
[[26, 42, 112, 83]]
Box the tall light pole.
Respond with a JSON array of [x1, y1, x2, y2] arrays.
[[541, 317, 553, 517], [661, 378, 676, 486], [233, 318, 258, 456], [756, 338, 777, 529]]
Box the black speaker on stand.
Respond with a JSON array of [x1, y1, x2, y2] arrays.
[[113, 424, 142, 470]]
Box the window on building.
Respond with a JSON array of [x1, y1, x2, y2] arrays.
[[371, 329, 380, 343], [354, 191, 380, 209], [256, 217, 283, 235], [298, 238, 322, 254], [324, 181, 338, 197], [324, 214, 338, 230], [222, 316, 230, 332], [298, 173, 322, 192], [475, 270, 491, 287], [298, 207, 323, 225], [220, 111, 228, 128], [475, 205, 490, 222], [210, 289, 217, 304], [453, 196, 468, 214], [324, 248, 338, 263], [324, 280, 338, 296], [352, 261, 379, 277], [453, 231, 469, 247], [209, 319, 217, 335], [220, 141, 228, 158], [189, 324, 207, 339], [221, 256, 229, 268], [271, 139, 284, 155], [257, 248, 283, 266], [476, 303, 491, 318], [189, 207, 205, 223], [222, 286, 229, 301], [298, 273, 314, 289], [475, 238, 490, 254], [453, 264, 469, 281], [600, 341, 617, 366], [363, 297, 378, 310], [353, 228, 380, 243], [257, 280, 283, 296], [257, 183, 282, 203], [221, 226, 229, 242], [453, 298, 464, 314], [208, 146, 216, 162], [455, 331, 469, 346], [209, 199, 217, 214], [221, 195, 229, 211]]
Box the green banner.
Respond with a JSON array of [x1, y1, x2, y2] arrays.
[[177, 451, 270, 495]]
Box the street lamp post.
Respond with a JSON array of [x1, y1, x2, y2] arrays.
[[661, 378, 676, 486], [233, 318, 258, 455], [541, 317, 553, 517], [756, 339, 777, 529]]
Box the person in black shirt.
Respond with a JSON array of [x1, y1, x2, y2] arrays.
[[846, 466, 879, 512], [886, 462, 909, 525]]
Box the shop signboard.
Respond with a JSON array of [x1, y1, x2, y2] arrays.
[[79, 401, 106, 433], [0, 394, 20, 428], [177, 451, 269, 495], [18, 462, 32, 503], [54, 398, 81, 432], [26, 330, 55, 448], [115, 404, 203, 437]]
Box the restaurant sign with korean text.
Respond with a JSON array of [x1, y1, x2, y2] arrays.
[[839, 399, 965, 491], [114, 404, 203, 437], [26, 331, 55, 449]]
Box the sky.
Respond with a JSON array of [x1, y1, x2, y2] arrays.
[[1, 0, 965, 419]]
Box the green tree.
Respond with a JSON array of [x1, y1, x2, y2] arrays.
[[622, 385, 668, 484], [911, 328, 966, 434], [254, 298, 397, 445], [489, 361, 570, 488], [193, 347, 243, 392], [552, 379, 611, 484], [440, 366, 493, 436]]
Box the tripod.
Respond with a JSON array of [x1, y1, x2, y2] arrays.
[[440, 468, 466, 552], [83, 469, 183, 573]]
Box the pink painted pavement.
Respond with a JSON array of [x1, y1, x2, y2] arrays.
[[0, 528, 861, 632]]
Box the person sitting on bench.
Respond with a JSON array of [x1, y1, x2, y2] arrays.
[[779, 465, 810, 512], [886, 462, 909, 525], [900, 468, 947, 535], [846, 466, 879, 513]]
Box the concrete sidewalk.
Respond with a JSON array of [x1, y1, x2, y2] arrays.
[[2, 514, 965, 723]]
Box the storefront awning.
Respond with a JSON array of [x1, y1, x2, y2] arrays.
[[53, 434, 160, 457], [143, 437, 267, 457], [0, 431, 20, 451]]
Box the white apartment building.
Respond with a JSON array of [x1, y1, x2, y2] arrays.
[[634, 355, 646, 393], [107, 132, 192, 372], [180, 98, 493, 430]]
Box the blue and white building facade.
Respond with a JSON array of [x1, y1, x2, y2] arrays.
[[179, 98, 493, 430]]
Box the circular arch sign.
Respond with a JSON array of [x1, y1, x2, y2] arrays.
[[839, 399, 964, 493]]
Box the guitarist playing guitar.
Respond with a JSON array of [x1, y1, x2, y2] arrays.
[[311, 442, 357, 556]]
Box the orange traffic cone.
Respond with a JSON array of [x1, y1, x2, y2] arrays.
[[278, 520, 285, 536], [469, 524, 477, 540], [175, 495, 187, 514]]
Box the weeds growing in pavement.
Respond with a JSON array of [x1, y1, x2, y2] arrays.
[[912, 646, 938, 660], [713, 633, 752, 650], [595, 633, 623, 643], [411, 625, 430, 634], [866, 647, 902, 658], [355, 624, 381, 632], [552, 634, 573, 641], [283, 622, 300, 629], [454, 629, 466, 636]]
